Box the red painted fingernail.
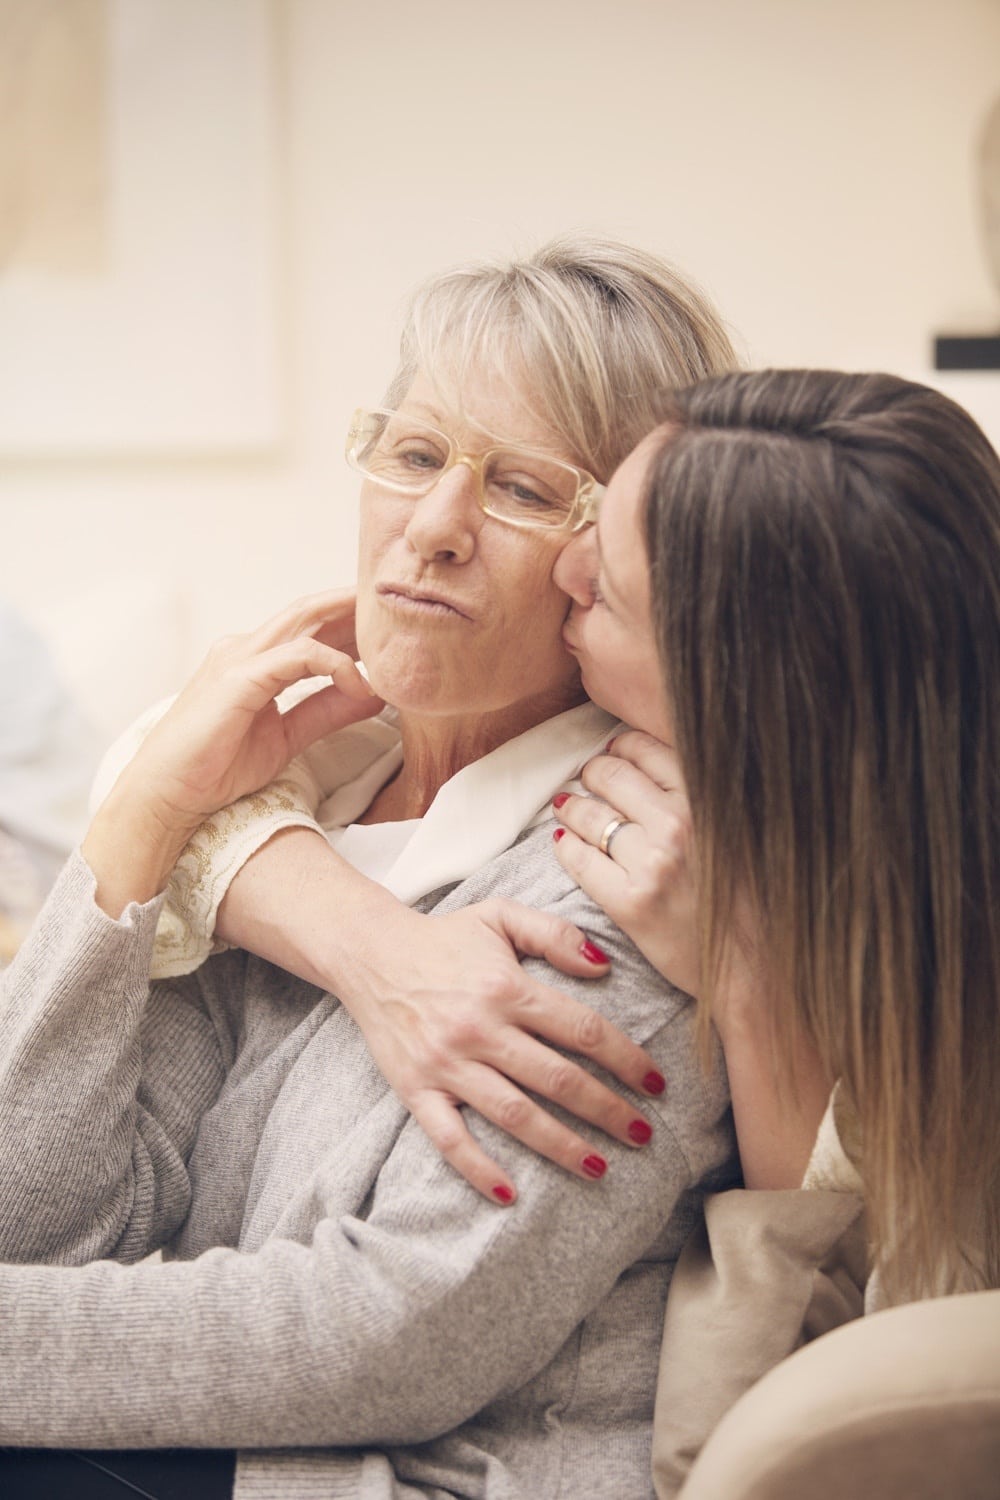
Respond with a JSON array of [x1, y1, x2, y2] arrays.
[[642, 1070, 666, 1096], [553, 827, 566, 842], [552, 792, 570, 809], [492, 1184, 515, 1205], [580, 938, 610, 965], [582, 1153, 608, 1179], [628, 1118, 653, 1144]]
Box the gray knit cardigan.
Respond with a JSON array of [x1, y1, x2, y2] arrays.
[[0, 826, 735, 1498]]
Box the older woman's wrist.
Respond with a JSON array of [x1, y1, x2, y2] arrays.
[[309, 887, 424, 1009], [82, 782, 200, 918]]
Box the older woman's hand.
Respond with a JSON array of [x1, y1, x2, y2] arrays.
[[550, 731, 704, 999], [82, 592, 382, 917]]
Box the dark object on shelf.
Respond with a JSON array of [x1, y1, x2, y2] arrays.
[[936, 99, 1000, 371], [934, 334, 1000, 371]]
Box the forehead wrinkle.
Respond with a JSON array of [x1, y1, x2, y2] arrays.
[[397, 392, 575, 460], [402, 342, 588, 462]]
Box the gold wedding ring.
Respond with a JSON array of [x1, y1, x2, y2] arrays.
[[598, 816, 628, 857]]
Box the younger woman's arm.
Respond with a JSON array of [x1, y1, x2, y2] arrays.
[[215, 827, 666, 1201], [552, 730, 832, 1187]]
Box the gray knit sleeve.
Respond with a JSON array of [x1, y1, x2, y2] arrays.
[[0, 851, 230, 1265], [0, 834, 734, 1452], [0, 848, 734, 1453], [0, 1049, 724, 1452]]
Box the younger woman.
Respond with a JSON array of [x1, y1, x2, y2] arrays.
[[553, 367, 1000, 1306]]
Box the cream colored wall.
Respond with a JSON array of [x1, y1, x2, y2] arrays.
[[3, 0, 1000, 733]]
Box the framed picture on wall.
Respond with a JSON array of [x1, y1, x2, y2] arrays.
[[0, 0, 283, 456]]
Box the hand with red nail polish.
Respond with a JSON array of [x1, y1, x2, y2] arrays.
[[285, 888, 670, 1207], [581, 1153, 608, 1179], [550, 729, 704, 1001], [580, 938, 609, 965]]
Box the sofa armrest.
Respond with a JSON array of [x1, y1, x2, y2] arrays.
[[679, 1289, 1000, 1500]]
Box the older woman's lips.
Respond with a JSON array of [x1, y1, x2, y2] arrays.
[[377, 584, 472, 620]]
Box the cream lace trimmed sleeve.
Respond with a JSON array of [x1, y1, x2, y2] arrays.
[[89, 684, 400, 980], [149, 772, 325, 978]]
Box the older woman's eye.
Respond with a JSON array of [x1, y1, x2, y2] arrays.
[[486, 462, 573, 519], [373, 430, 448, 484], [509, 480, 559, 509], [399, 444, 444, 471], [495, 484, 567, 520]]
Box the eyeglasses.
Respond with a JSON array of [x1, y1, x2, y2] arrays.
[[345, 407, 604, 532]]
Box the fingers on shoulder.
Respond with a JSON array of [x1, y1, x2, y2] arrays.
[[553, 822, 679, 950], [551, 826, 626, 913], [488, 897, 610, 975], [579, 756, 677, 819], [410, 1094, 518, 1206], [604, 730, 685, 790], [533, 979, 664, 1100]]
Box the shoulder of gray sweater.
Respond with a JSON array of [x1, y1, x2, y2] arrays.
[[429, 820, 690, 1032], [427, 821, 733, 1177]]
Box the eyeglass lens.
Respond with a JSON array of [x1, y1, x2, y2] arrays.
[[354, 412, 580, 528]]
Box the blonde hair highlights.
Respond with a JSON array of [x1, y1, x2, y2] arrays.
[[384, 235, 739, 480]]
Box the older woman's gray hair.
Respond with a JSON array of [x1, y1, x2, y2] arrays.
[[384, 234, 739, 482]]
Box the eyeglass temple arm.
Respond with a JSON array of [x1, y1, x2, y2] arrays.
[[574, 482, 605, 530]]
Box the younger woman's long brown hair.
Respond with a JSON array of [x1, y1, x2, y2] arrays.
[[645, 369, 1000, 1302]]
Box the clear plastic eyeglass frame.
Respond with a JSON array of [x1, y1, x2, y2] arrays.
[[345, 407, 605, 533]]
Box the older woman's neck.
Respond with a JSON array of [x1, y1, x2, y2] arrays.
[[360, 686, 586, 824]]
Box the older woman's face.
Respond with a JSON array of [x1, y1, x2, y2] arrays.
[[355, 372, 585, 720]]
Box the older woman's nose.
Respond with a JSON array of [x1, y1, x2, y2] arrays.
[[553, 525, 597, 606], [403, 464, 482, 563]]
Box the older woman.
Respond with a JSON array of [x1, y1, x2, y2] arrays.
[[0, 238, 738, 1499], [90, 237, 743, 1203]]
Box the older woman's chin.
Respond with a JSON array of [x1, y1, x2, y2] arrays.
[[358, 651, 448, 714], [359, 647, 587, 726]]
